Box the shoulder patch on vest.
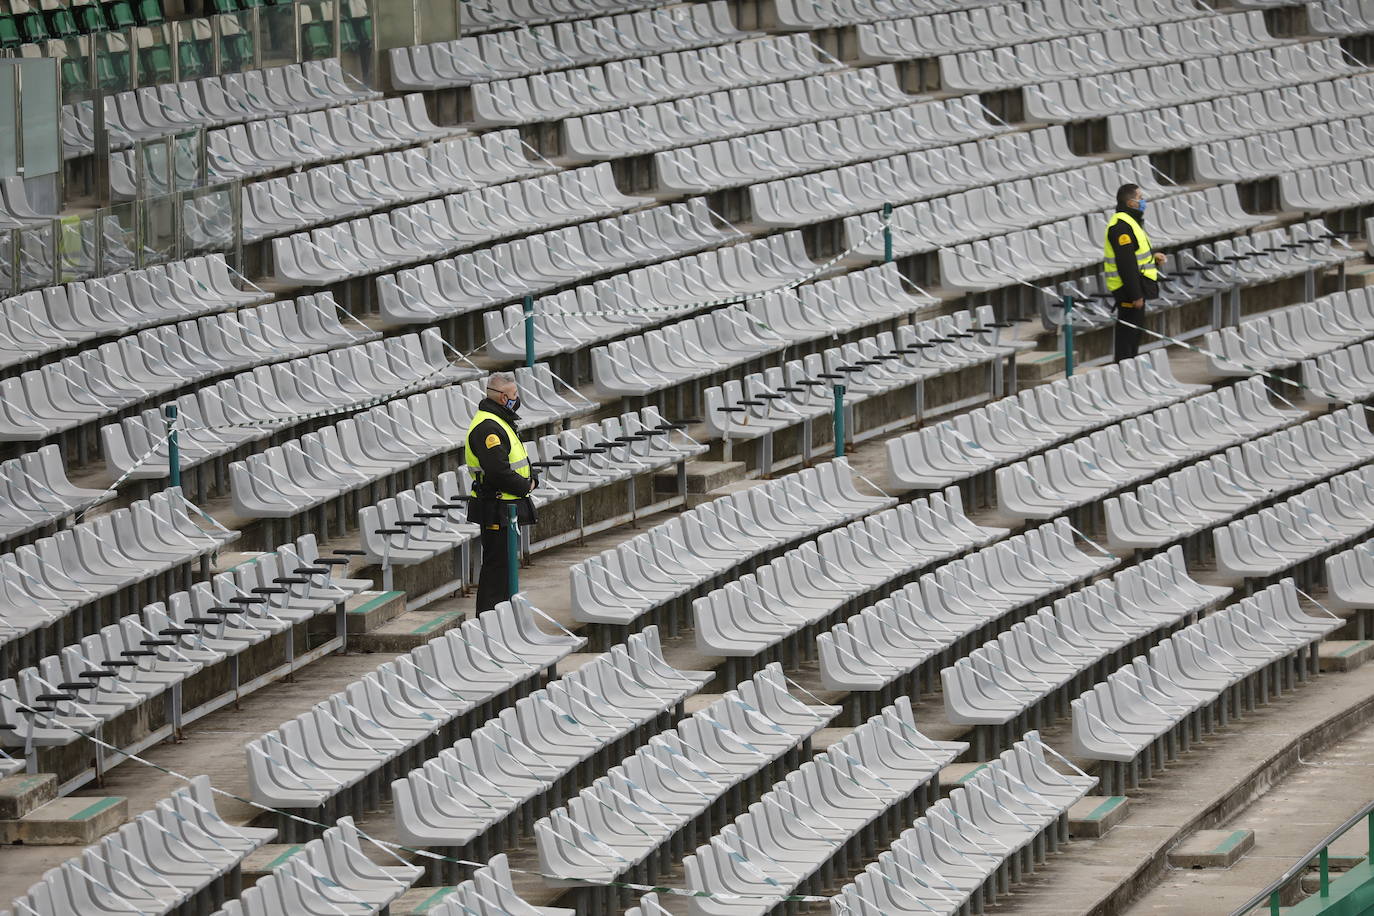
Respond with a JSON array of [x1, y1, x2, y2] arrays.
[[484, 433, 500, 448], [1118, 233, 1131, 245]]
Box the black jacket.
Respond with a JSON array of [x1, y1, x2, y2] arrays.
[[1108, 207, 1160, 305], [467, 397, 537, 526]]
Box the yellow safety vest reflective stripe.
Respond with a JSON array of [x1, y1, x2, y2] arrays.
[[465, 409, 529, 500], [1103, 210, 1159, 292]]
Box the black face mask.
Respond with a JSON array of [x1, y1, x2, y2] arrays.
[[505, 396, 521, 413]]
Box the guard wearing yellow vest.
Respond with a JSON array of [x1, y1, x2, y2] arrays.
[[466, 372, 537, 612], [1105, 183, 1167, 363]]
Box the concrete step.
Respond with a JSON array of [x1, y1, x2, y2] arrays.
[[350, 608, 466, 652], [345, 589, 408, 635], [240, 844, 308, 887], [1016, 349, 1067, 386], [392, 886, 463, 914], [1068, 795, 1130, 838], [658, 459, 748, 500], [0, 774, 56, 820], [1167, 829, 1256, 869], [1319, 639, 1374, 672], [0, 795, 127, 845], [937, 761, 989, 794]]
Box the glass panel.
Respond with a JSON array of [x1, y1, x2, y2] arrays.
[[53, 36, 94, 102], [176, 17, 214, 81], [214, 10, 257, 74], [18, 57, 59, 179], [172, 129, 203, 191], [139, 136, 173, 197], [339, 0, 374, 85], [100, 202, 138, 273], [141, 191, 177, 264], [257, 3, 297, 68], [0, 230, 14, 297], [298, 0, 336, 62], [16, 223, 55, 290], [93, 29, 133, 93], [57, 214, 95, 283], [182, 184, 235, 253], [134, 23, 175, 86], [0, 64, 17, 178]]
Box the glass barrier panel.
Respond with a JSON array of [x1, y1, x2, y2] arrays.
[[134, 23, 175, 86], [141, 189, 178, 264], [176, 17, 215, 81], [57, 213, 95, 283], [181, 183, 236, 253], [257, 2, 298, 68], [298, 0, 337, 62], [93, 28, 133, 93], [100, 202, 138, 273], [214, 10, 258, 75], [17, 222, 55, 290]]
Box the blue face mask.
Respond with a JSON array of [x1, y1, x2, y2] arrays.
[[1137, 198, 1148, 213]]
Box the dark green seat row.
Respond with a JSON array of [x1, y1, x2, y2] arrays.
[[51, 11, 370, 91], [0, 0, 162, 48]]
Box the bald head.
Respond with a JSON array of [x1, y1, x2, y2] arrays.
[[486, 371, 519, 409]]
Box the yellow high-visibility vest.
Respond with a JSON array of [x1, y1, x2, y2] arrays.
[[1103, 210, 1158, 293], [465, 409, 530, 499]]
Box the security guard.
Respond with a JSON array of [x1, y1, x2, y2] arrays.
[[1105, 183, 1168, 362], [465, 371, 537, 612]]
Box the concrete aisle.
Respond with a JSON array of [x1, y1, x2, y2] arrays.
[[1123, 718, 1374, 916], [987, 662, 1374, 916]]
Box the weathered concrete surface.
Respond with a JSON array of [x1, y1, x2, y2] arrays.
[[0, 774, 56, 820], [0, 795, 127, 845], [1166, 830, 1255, 870], [976, 664, 1374, 916], [1069, 796, 1132, 839], [1122, 721, 1374, 916]]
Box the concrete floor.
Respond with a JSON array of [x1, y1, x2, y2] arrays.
[[1124, 719, 1374, 916], [981, 662, 1374, 916]]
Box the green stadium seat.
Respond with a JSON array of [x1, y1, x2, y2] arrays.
[[219, 30, 251, 68], [177, 35, 209, 79], [300, 20, 331, 58], [135, 0, 162, 24], [18, 10, 50, 43], [59, 55, 89, 93], [76, 2, 108, 32], [138, 39, 172, 83], [47, 5, 80, 38], [102, 0, 135, 29], [0, 15, 21, 48]]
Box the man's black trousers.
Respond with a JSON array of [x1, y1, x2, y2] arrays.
[[1115, 303, 1145, 362], [476, 524, 513, 613]]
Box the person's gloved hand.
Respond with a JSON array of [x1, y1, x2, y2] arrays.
[[530, 471, 540, 490]]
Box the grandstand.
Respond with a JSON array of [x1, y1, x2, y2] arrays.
[[0, 0, 1371, 912]]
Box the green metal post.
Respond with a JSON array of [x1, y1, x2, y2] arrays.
[[833, 384, 845, 458], [523, 295, 535, 369], [506, 502, 519, 598], [882, 202, 893, 263], [1063, 294, 1075, 378], [1269, 890, 1280, 916], [165, 403, 180, 488], [1319, 847, 1330, 897]]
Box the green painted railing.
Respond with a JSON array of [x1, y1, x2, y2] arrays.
[[1231, 803, 1374, 916]]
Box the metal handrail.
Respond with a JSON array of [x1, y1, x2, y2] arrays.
[[1229, 800, 1374, 916]]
